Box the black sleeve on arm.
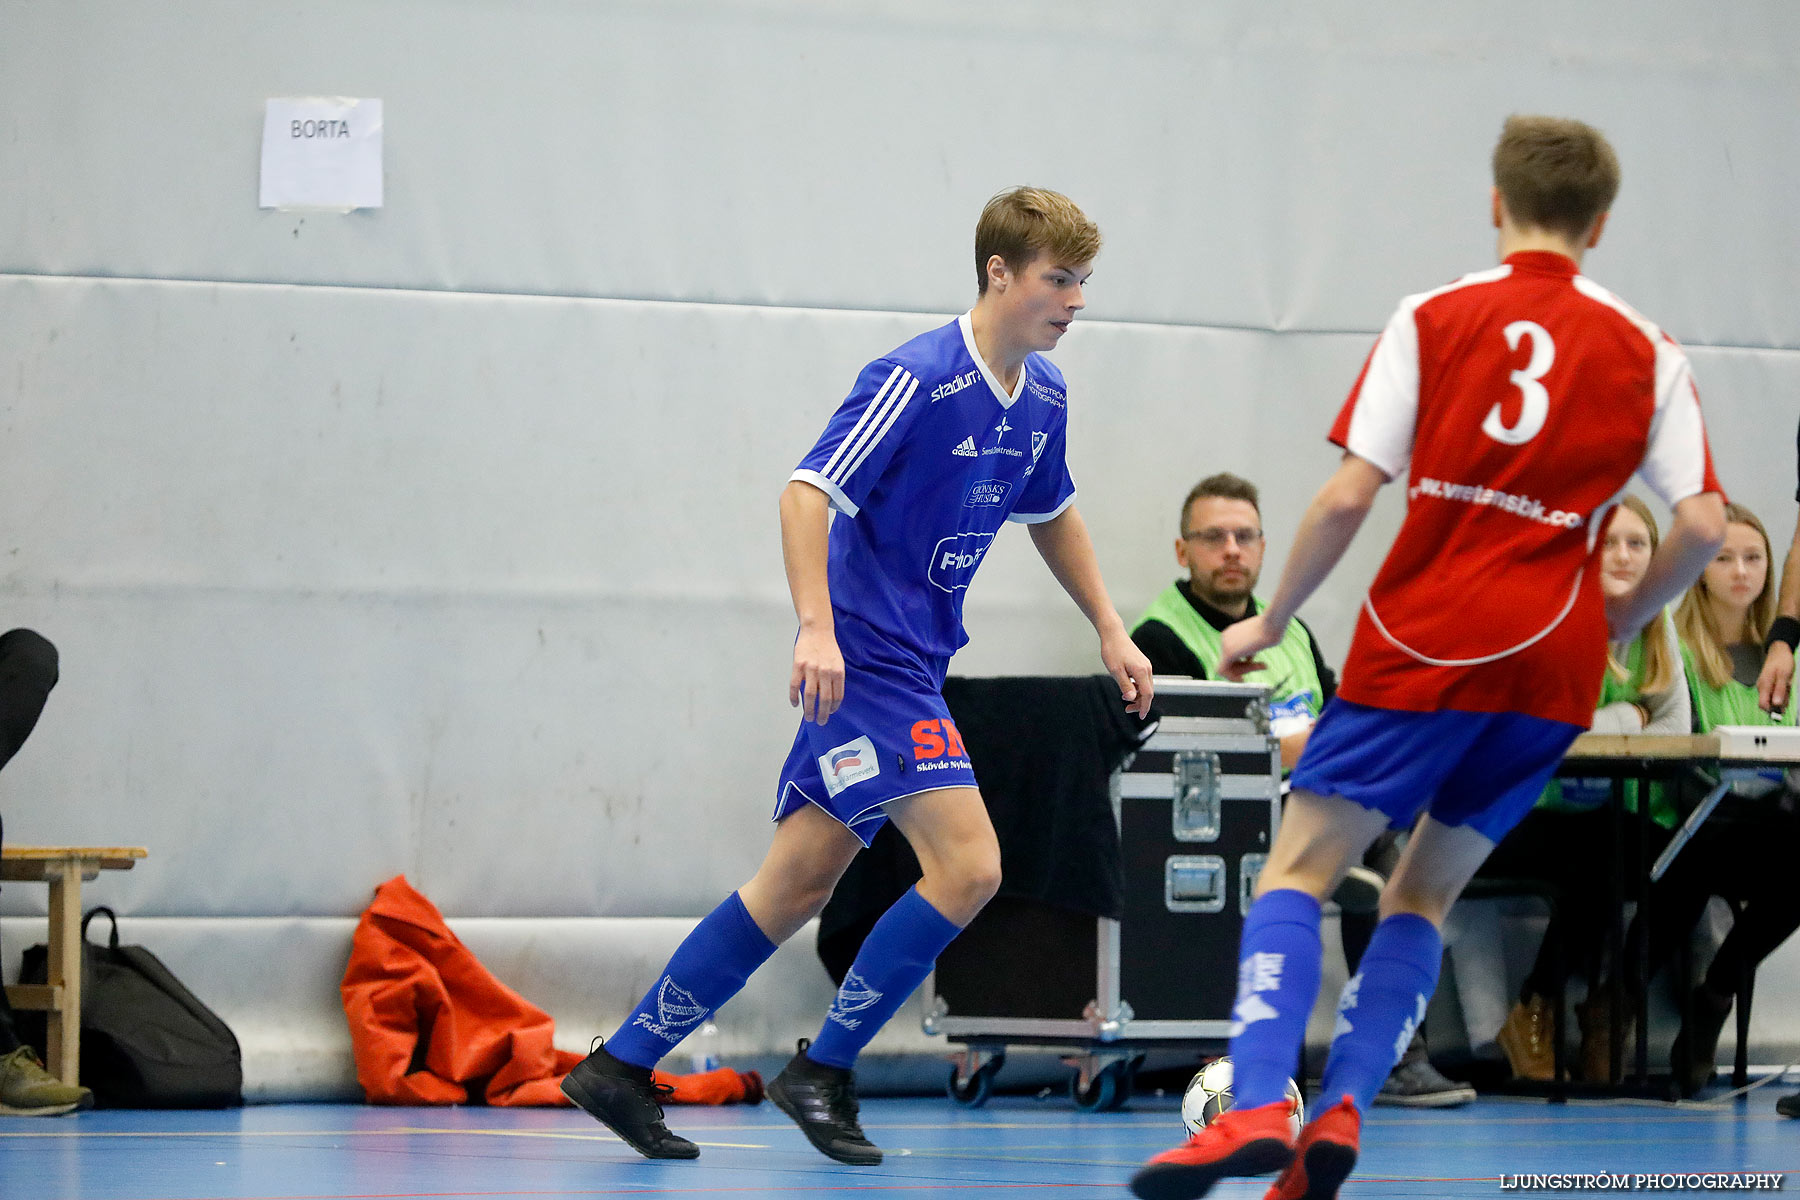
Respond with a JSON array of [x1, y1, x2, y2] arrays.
[[1131, 620, 1209, 679], [1294, 617, 1338, 705]]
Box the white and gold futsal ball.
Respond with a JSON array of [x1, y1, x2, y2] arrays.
[[1180, 1057, 1304, 1138]]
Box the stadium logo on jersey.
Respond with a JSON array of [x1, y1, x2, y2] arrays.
[[931, 369, 980, 402], [1026, 379, 1066, 408], [951, 436, 978, 457], [629, 976, 709, 1042], [963, 479, 1012, 508], [928, 531, 996, 593], [818, 735, 881, 797]]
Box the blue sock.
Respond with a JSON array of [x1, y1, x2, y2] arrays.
[[605, 891, 778, 1069], [1229, 889, 1324, 1111], [1319, 913, 1442, 1113], [806, 886, 962, 1070]]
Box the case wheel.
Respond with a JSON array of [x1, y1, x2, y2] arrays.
[[946, 1049, 1006, 1108], [1068, 1056, 1134, 1112]]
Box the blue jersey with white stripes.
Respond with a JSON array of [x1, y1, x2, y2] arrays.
[[792, 313, 1077, 658]]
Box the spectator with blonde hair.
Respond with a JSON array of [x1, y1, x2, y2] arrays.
[[1594, 501, 1799, 1096], [1481, 495, 1689, 1083]]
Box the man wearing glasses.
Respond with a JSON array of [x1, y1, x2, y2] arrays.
[[1130, 473, 1474, 1108], [1132, 473, 1332, 772]]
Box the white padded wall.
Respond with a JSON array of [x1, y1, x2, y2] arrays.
[[3, 1, 1798, 1083], [4, 3, 1797, 342]]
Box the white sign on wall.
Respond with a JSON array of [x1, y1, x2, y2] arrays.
[[259, 97, 383, 211]]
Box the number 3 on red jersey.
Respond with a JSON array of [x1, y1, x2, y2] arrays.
[[1482, 320, 1553, 445]]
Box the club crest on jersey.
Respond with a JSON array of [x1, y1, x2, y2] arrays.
[[818, 735, 880, 798], [629, 976, 709, 1042], [928, 530, 996, 593]]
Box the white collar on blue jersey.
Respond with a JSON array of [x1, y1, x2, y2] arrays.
[[958, 312, 1026, 410]]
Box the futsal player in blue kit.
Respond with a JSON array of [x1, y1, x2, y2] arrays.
[[562, 186, 1155, 1165]]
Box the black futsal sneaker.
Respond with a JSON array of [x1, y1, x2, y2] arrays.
[[767, 1038, 883, 1165], [560, 1041, 699, 1160]]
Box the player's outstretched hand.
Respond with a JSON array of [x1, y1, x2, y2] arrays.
[[790, 626, 845, 725], [1101, 627, 1155, 719], [1218, 614, 1279, 682], [1759, 642, 1795, 715]]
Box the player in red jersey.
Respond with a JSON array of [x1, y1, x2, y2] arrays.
[[1131, 116, 1728, 1200]]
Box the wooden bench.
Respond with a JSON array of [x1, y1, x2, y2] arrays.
[[1, 846, 147, 1085]]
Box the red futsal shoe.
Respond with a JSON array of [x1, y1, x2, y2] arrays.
[[1264, 1095, 1361, 1200], [1130, 1099, 1297, 1200]]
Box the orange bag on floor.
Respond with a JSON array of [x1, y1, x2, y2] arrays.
[[341, 875, 759, 1106]]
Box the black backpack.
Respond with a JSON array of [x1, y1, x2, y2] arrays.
[[19, 907, 243, 1108]]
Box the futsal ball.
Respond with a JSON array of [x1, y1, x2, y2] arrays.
[[1180, 1057, 1304, 1138]]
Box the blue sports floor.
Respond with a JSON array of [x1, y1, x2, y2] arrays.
[[0, 1094, 1793, 1199]]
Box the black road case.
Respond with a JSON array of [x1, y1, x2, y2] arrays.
[[924, 678, 1281, 1109]]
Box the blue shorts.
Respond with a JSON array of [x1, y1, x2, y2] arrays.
[[772, 616, 978, 846], [1290, 699, 1583, 843]]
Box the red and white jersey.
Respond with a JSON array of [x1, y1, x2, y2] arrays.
[[1332, 250, 1722, 727]]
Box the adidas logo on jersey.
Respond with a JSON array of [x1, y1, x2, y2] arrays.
[[951, 436, 978, 457]]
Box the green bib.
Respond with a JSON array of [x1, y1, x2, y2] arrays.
[[1133, 583, 1325, 723], [1682, 642, 1798, 732], [1539, 633, 1677, 826]]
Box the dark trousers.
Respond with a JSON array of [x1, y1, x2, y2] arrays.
[[0, 629, 60, 1052], [1624, 794, 1800, 998], [1475, 805, 1662, 1002]]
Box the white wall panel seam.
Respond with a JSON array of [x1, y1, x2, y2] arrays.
[[6, 272, 1799, 355]]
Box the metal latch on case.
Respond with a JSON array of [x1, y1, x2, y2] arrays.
[[1239, 853, 1269, 916], [1165, 855, 1226, 913], [1173, 750, 1222, 842]]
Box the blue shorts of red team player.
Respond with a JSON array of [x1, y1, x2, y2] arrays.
[[1290, 698, 1584, 843], [772, 615, 978, 846]]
